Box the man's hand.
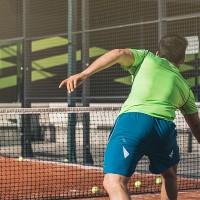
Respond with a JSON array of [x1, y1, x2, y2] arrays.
[[59, 72, 87, 93]]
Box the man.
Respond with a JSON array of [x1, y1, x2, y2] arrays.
[[59, 34, 200, 200]]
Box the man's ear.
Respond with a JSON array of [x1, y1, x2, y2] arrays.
[[156, 51, 160, 56], [177, 56, 185, 66]]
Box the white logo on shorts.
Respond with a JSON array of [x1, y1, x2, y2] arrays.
[[123, 146, 129, 158], [122, 137, 127, 143], [169, 150, 174, 158]]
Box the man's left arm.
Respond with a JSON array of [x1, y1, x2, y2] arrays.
[[59, 49, 134, 93]]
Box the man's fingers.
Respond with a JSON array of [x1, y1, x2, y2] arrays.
[[67, 79, 77, 93], [73, 79, 77, 88], [59, 80, 66, 88], [59, 76, 80, 93], [68, 81, 73, 93], [69, 79, 78, 93]]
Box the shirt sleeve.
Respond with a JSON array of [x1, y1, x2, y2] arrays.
[[121, 49, 149, 75], [180, 89, 198, 115], [130, 49, 149, 67]]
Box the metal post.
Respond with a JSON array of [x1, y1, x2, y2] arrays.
[[194, 53, 199, 101], [22, 0, 31, 108], [21, 0, 33, 157], [67, 0, 77, 163], [82, 0, 93, 165], [16, 42, 22, 102], [82, 0, 90, 107], [158, 0, 166, 42]]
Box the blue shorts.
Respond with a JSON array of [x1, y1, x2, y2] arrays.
[[104, 112, 180, 177]]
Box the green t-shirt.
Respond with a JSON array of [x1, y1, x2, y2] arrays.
[[119, 49, 198, 121]]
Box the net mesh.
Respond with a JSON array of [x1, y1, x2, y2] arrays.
[[0, 107, 199, 199], [0, 1, 200, 198]]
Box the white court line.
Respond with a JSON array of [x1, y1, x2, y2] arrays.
[[14, 157, 104, 171]]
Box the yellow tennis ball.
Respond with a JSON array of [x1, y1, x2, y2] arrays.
[[64, 158, 68, 163], [156, 177, 162, 184], [92, 186, 99, 194], [134, 180, 142, 188], [18, 156, 24, 162]]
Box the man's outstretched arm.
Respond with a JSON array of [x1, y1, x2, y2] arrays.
[[184, 112, 200, 144], [59, 49, 134, 93]]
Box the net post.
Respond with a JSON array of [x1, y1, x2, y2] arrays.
[[83, 112, 94, 165], [21, 114, 33, 157], [187, 130, 193, 153], [67, 112, 77, 163], [67, 0, 77, 163], [21, 0, 33, 158], [82, 0, 93, 165]]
